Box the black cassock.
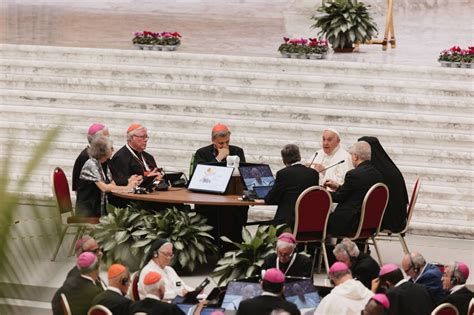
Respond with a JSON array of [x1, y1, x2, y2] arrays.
[[386, 281, 434, 315]]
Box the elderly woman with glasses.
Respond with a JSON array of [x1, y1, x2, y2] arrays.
[[76, 136, 140, 217], [261, 233, 313, 278], [138, 239, 194, 301]]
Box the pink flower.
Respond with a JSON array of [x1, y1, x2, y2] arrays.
[[283, 37, 289, 43]]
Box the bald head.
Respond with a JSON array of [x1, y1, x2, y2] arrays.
[[363, 299, 386, 315], [401, 252, 425, 279]]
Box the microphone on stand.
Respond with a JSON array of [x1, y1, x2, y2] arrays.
[[318, 160, 345, 173], [308, 152, 318, 168]]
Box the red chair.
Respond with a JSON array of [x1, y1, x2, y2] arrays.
[[376, 178, 421, 254], [128, 270, 141, 301], [331, 183, 389, 265], [60, 293, 71, 315], [87, 305, 113, 315], [469, 298, 474, 315], [431, 303, 459, 315], [293, 186, 332, 274], [50, 167, 99, 261]]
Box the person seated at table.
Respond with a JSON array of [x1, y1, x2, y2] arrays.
[[261, 233, 313, 278], [261, 144, 319, 228], [193, 123, 248, 249], [358, 136, 408, 233], [76, 136, 140, 217], [138, 239, 193, 301]]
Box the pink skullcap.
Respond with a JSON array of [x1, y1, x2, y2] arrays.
[[88, 123, 106, 136], [75, 235, 92, 253], [127, 123, 143, 133], [379, 263, 399, 276], [77, 252, 97, 269], [278, 232, 296, 244], [263, 268, 285, 283], [144, 271, 162, 285], [329, 262, 349, 273], [372, 293, 390, 309], [210, 312, 225, 315], [457, 262, 469, 281], [212, 123, 229, 133]]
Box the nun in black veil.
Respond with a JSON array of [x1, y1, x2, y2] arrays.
[[358, 136, 409, 232]]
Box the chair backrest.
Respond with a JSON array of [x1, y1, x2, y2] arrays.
[[87, 305, 113, 315], [189, 153, 196, 178], [293, 186, 332, 240], [354, 183, 389, 238], [401, 178, 421, 234], [60, 293, 72, 315], [52, 167, 73, 214], [128, 270, 140, 301], [431, 303, 459, 315], [469, 297, 474, 315]]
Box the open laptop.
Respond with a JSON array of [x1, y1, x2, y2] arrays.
[[188, 164, 234, 194], [239, 164, 275, 199]]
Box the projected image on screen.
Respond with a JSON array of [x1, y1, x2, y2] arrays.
[[284, 279, 320, 311], [188, 165, 234, 194], [239, 165, 274, 190], [221, 282, 262, 310]]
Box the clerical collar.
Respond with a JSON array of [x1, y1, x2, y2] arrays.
[[80, 274, 97, 285], [261, 292, 280, 297], [276, 253, 297, 275], [108, 286, 124, 296], [290, 161, 304, 166], [146, 293, 162, 301], [395, 278, 408, 287], [450, 284, 465, 294]]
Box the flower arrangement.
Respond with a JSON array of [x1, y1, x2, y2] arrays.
[[438, 46, 473, 68], [278, 37, 329, 59], [132, 31, 182, 50]]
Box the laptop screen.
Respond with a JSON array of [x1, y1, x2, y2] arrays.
[[239, 164, 274, 190], [222, 281, 262, 310], [284, 278, 321, 311], [188, 164, 234, 194], [254, 186, 272, 199], [177, 304, 225, 315]]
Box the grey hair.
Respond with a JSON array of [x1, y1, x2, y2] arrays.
[[281, 144, 301, 165], [348, 141, 371, 161], [212, 130, 231, 139], [127, 126, 147, 142], [329, 268, 352, 281], [87, 127, 108, 144], [451, 263, 467, 284], [88, 136, 113, 160], [411, 252, 426, 269], [333, 238, 359, 258], [144, 278, 164, 295], [276, 240, 296, 250]]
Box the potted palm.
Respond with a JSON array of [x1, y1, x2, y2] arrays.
[[311, 0, 378, 52]]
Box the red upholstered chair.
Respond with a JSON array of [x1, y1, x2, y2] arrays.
[[330, 183, 389, 265], [293, 186, 332, 274], [431, 303, 459, 315], [87, 305, 113, 315], [376, 178, 421, 254], [60, 293, 72, 315], [50, 167, 100, 261], [128, 271, 141, 301], [469, 298, 474, 315]]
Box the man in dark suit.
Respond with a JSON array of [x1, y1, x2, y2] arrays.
[[401, 252, 446, 304], [52, 252, 105, 315], [129, 271, 184, 315], [91, 264, 131, 315], [263, 144, 319, 228], [439, 261, 473, 315], [237, 268, 300, 315], [373, 263, 434, 315], [64, 236, 103, 284], [333, 238, 380, 289], [193, 123, 247, 250], [324, 141, 383, 236]]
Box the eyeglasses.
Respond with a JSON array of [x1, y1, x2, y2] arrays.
[[403, 266, 413, 274], [277, 250, 294, 259], [159, 251, 174, 258], [133, 134, 149, 139], [85, 247, 102, 255]]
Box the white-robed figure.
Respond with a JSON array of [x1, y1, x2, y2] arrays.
[[309, 128, 353, 187], [138, 239, 193, 301]]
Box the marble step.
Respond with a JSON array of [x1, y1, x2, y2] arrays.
[[1, 59, 472, 98], [1, 44, 473, 82]]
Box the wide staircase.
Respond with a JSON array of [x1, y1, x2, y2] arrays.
[[0, 44, 473, 239]]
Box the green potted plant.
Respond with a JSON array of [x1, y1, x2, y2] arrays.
[[311, 0, 378, 52]]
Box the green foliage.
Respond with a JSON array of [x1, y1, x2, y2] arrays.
[[212, 225, 282, 286], [93, 205, 216, 272], [311, 0, 378, 49]]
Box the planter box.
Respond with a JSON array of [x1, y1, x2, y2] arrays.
[[133, 44, 180, 51], [439, 61, 472, 68], [280, 52, 328, 60]]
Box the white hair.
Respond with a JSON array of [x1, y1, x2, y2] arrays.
[[348, 141, 371, 161], [127, 126, 147, 141], [276, 240, 296, 250], [333, 238, 359, 258]]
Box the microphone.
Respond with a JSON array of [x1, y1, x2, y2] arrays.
[[318, 160, 345, 173], [308, 152, 318, 168]]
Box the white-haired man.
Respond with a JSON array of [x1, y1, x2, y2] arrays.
[[308, 128, 353, 187], [439, 261, 473, 315], [262, 233, 313, 278], [325, 141, 383, 236]]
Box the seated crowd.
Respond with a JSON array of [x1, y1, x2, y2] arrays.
[[54, 122, 472, 314]]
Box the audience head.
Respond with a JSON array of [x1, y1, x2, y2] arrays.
[[348, 141, 371, 167], [363, 294, 390, 315], [77, 252, 100, 277], [401, 252, 426, 280], [107, 264, 130, 295], [88, 136, 114, 162], [328, 262, 352, 286], [378, 264, 404, 290], [211, 123, 231, 149], [322, 128, 341, 155], [281, 144, 301, 166], [74, 236, 102, 258], [261, 268, 285, 295], [87, 123, 109, 144], [143, 271, 165, 299], [333, 238, 359, 268], [442, 262, 469, 291], [276, 233, 297, 264], [145, 239, 173, 268], [127, 123, 149, 152]]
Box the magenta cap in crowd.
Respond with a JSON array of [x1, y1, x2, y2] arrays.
[[456, 262, 469, 280], [88, 123, 106, 136], [379, 263, 399, 276], [77, 252, 97, 269], [263, 268, 285, 283], [74, 235, 92, 253], [278, 232, 296, 244], [372, 293, 390, 309], [329, 262, 349, 273]]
